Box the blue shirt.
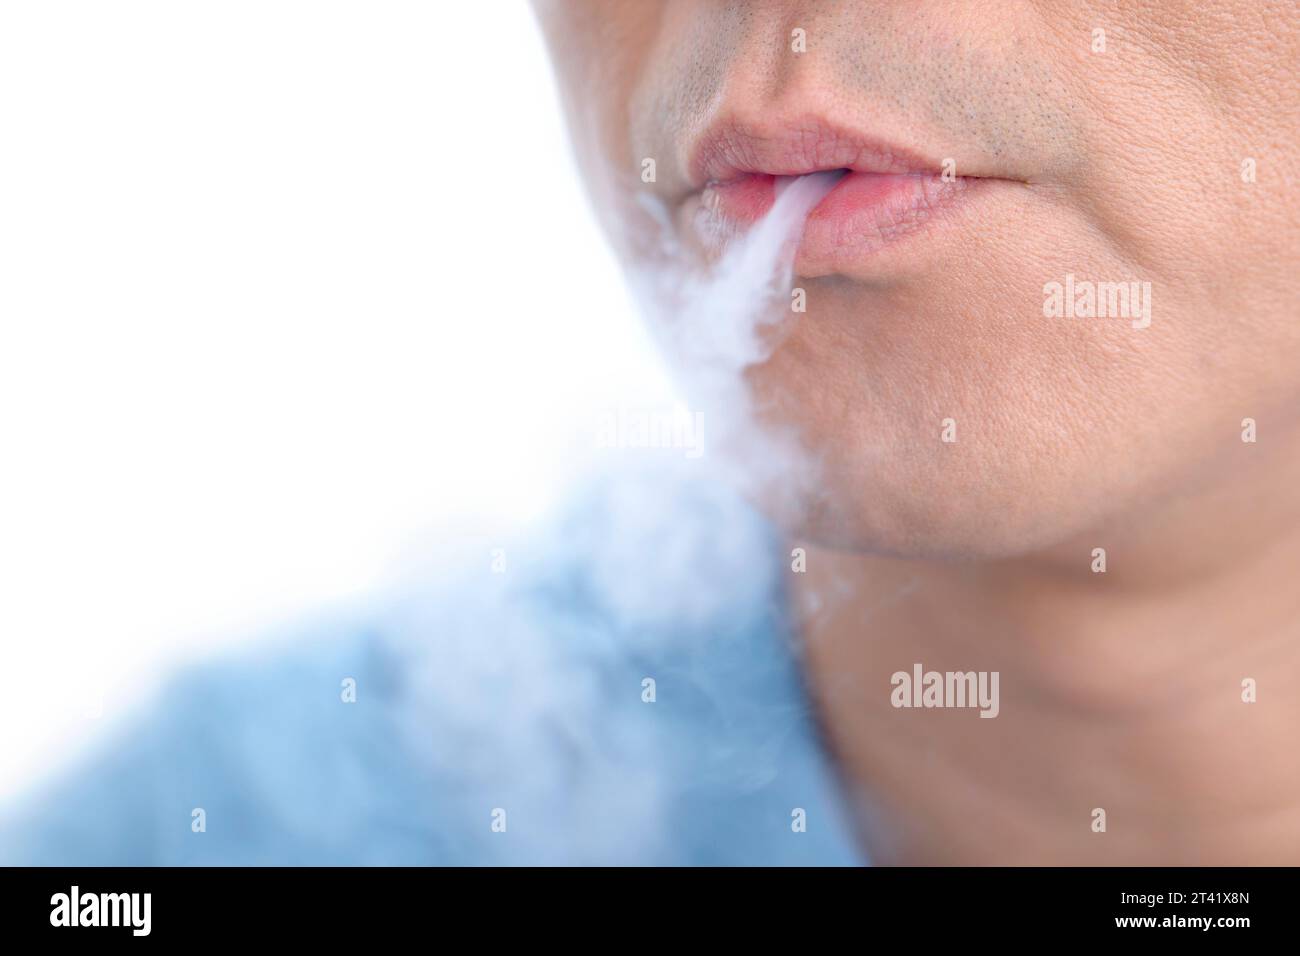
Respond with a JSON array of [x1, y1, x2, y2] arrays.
[[0, 474, 864, 865]]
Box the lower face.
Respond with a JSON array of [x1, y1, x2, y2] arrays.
[[536, 0, 1300, 558]]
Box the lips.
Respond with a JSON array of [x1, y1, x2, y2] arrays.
[[681, 119, 983, 276]]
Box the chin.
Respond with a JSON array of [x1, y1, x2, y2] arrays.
[[746, 368, 1130, 560], [736, 273, 1176, 560], [780, 449, 1103, 560]]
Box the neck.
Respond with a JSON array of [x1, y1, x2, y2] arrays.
[[792, 456, 1300, 864]]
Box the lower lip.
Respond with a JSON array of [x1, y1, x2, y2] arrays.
[[697, 171, 972, 274]]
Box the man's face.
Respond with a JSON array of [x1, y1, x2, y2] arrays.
[[534, 1, 1300, 557]]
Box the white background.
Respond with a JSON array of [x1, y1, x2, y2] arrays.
[[0, 2, 673, 794]]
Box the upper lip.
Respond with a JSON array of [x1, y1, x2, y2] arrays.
[[688, 116, 943, 189]]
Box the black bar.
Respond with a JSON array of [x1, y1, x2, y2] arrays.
[[0, 866, 1290, 943]]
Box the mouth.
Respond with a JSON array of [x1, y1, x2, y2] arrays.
[[681, 119, 994, 276]]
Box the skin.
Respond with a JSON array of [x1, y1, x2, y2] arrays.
[[533, 1, 1300, 862]]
